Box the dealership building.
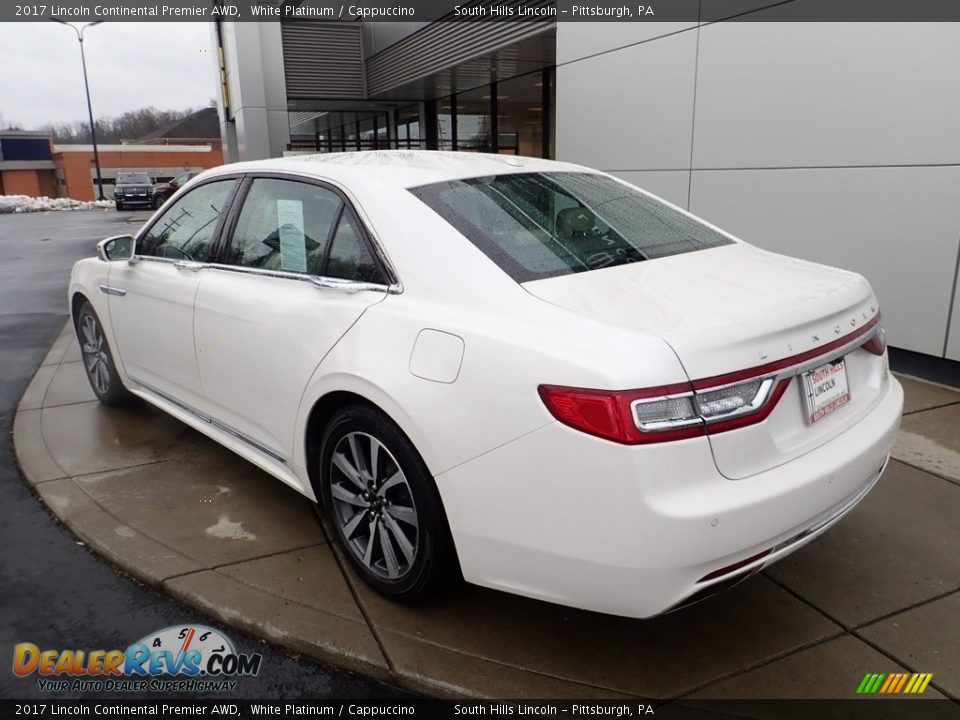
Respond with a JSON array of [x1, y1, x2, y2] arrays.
[[212, 17, 960, 366]]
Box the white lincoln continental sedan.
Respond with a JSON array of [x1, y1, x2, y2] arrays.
[[69, 151, 903, 618]]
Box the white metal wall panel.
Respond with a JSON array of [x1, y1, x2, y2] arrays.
[[688, 166, 960, 357], [692, 22, 960, 168]]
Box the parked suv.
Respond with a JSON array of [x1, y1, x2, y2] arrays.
[[114, 172, 155, 211], [152, 170, 200, 209]]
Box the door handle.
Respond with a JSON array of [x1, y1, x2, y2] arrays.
[[174, 260, 205, 272]]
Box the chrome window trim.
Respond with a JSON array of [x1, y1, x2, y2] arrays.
[[125, 256, 399, 294], [128, 255, 191, 268], [202, 261, 401, 294]]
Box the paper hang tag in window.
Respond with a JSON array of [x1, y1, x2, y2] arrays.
[[276, 199, 308, 273]]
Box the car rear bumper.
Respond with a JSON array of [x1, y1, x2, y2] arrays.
[[436, 374, 903, 618]]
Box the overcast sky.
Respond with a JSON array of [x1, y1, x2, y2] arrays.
[[0, 22, 216, 130]]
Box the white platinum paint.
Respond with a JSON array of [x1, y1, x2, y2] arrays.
[[70, 151, 902, 618]]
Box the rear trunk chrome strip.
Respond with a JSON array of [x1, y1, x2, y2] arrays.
[[691, 313, 882, 390]]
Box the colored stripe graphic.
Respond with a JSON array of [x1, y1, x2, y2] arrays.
[[912, 673, 933, 694], [858, 672, 933, 694]]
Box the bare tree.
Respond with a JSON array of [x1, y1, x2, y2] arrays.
[[0, 110, 22, 131], [37, 106, 199, 144]]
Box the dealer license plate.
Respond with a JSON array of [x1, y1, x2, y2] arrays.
[[802, 358, 850, 424]]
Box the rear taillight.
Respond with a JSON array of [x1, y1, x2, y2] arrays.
[[539, 375, 788, 445], [540, 313, 884, 444], [862, 327, 887, 356], [537, 384, 703, 444]]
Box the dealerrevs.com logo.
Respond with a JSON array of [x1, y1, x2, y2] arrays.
[[13, 625, 262, 693]]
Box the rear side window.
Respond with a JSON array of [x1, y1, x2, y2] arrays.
[[225, 178, 341, 275], [325, 213, 382, 283], [409, 172, 733, 282], [222, 177, 387, 284]]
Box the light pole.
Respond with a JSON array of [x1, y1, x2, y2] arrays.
[[51, 19, 106, 200]]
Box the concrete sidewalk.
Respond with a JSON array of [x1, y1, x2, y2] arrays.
[[14, 323, 960, 700]]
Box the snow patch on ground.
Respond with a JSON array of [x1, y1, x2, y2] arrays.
[[205, 515, 256, 541], [0, 194, 114, 214]]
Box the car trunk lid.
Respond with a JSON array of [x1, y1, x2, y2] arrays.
[[523, 243, 887, 478]]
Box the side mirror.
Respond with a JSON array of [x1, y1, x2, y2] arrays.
[[96, 234, 135, 262]]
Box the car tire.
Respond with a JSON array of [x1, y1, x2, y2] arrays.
[[76, 301, 134, 407], [152, 196, 164, 210], [318, 404, 458, 601], [115, 201, 124, 211]]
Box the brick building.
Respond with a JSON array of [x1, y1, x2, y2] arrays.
[[0, 109, 223, 201]]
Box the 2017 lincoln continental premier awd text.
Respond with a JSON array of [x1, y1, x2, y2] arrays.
[[69, 151, 903, 618]]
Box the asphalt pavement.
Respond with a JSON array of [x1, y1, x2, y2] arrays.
[[0, 209, 409, 700]]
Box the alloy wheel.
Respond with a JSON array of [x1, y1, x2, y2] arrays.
[[80, 313, 111, 396], [328, 431, 419, 580]]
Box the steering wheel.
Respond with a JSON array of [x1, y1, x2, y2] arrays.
[[157, 245, 192, 261]]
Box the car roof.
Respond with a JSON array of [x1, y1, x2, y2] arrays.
[[202, 150, 596, 190]]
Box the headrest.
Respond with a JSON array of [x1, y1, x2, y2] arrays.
[[556, 206, 596, 238]]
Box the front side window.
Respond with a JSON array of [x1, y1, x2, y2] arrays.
[[225, 178, 342, 275], [138, 179, 237, 261], [409, 172, 734, 282]]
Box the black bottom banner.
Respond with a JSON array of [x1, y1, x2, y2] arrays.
[[3, 700, 959, 720]]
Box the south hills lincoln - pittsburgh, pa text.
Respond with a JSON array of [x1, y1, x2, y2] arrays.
[[454, 4, 655, 18]]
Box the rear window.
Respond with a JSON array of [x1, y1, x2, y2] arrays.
[[409, 172, 733, 282]]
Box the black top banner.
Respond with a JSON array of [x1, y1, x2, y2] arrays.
[[5, 0, 960, 23]]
